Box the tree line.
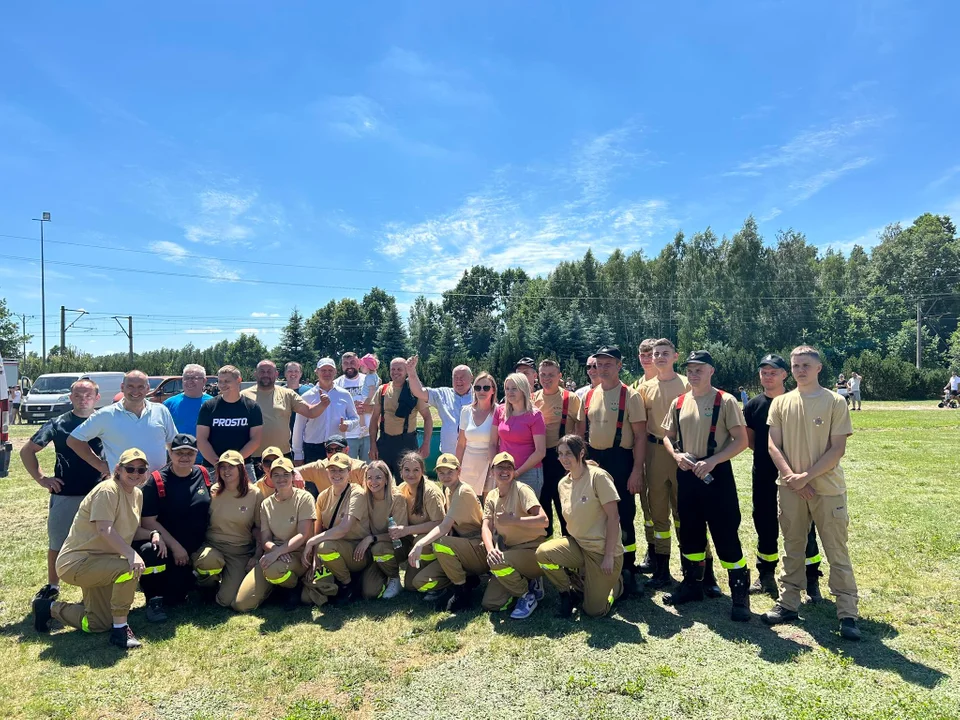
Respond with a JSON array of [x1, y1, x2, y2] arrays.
[[4, 213, 959, 400]]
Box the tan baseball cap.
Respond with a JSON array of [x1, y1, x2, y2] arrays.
[[492, 451, 516, 467], [435, 453, 461, 470], [326, 452, 352, 470], [118, 448, 148, 465]]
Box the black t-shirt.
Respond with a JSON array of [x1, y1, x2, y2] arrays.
[[141, 465, 212, 554], [30, 412, 104, 496], [743, 393, 778, 478], [196, 395, 263, 459]]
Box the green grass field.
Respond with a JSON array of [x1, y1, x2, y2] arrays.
[[1, 401, 958, 720]]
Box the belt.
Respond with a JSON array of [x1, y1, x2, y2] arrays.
[[646, 434, 664, 445]]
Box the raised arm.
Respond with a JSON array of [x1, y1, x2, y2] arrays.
[[404, 355, 430, 403]]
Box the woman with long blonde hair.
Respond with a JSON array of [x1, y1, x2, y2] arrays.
[[489, 373, 546, 497], [355, 460, 408, 599]]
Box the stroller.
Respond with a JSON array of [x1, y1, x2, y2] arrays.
[[937, 388, 959, 409]]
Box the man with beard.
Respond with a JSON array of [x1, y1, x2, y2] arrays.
[[334, 352, 374, 461]]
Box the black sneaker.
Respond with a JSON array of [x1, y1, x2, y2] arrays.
[[445, 584, 474, 612], [32, 597, 53, 633], [839, 618, 861, 641], [556, 590, 581, 619], [34, 584, 60, 602], [761, 603, 799, 626], [145, 597, 168, 623], [109, 625, 142, 649]]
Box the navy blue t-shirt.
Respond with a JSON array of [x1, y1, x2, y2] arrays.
[[30, 412, 104, 496]]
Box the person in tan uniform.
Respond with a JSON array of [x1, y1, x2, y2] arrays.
[[762, 345, 860, 641], [407, 454, 485, 611], [192, 450, 264, 609], [631, 338, 659, 390], [391, 453, 446, 593], [356, 461, 408, 600], [254, 446, 306, 498], [661, 350, 751, 622], [536, 435, 624, 618], [368, 358, 433, 478], [233, 458, 315, 612], [301, 453, 370, 606], [481, 452, 548, 618], [576, 345, 646, 595], [33, 448, 151, 649], [533, 359, 582, 538], [296, 435, 366, 495]]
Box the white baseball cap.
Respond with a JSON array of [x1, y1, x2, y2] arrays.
[[316, 357, 336, 369]]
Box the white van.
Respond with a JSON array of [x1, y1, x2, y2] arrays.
[[20, 371, 125, 424]]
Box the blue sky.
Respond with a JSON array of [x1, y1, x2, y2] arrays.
[[2, 1, 959, 356]]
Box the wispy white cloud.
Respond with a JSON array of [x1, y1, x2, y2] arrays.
[[250, 312, 269, 318], [148, 240, 241, 282], [235, 328, 275, 335], [184, 328, 223, 334], [927, 164, 960, 192], [788, 157, 873, 204], [378, 47, 491, 108], [759, 207, 782, 222]]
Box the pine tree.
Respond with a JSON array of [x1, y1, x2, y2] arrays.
[[375, 306, 410, 363], [563, 300, 589, 362], [534, 304, 567, 359], [430, 314, 464, 383], [276, 307, 313, 369], [588, 314, 615, 351]]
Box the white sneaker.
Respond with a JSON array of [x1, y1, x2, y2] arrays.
[[382, 577, 402, 599], [510, 592, 538, 619]]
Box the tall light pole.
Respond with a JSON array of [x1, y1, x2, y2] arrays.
[[32, 212, 51, 368]]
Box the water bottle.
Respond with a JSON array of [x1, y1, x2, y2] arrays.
[[702, 472, 715, 485], [387, 516, 402, 549]]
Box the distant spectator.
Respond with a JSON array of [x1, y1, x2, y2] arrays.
[[164, 364, 213, 464], [12, 386, 22, 424], [739, 386, 749, 405], [847, 372, 862, 411]]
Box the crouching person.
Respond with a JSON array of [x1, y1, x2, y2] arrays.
[[358, 461, 408, 600], [233, 458, 315, 611], [33, 448, 150, 649], [301, 453, 370, 607], [192, 450, 263, 608], [481, 452, 549, 619], [536, 435, 624, 618]]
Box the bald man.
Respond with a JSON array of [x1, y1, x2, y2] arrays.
[[68, 369, 177, 473]]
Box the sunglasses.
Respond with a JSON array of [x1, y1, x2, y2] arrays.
[[473, 384, 493, 392], [326, 446, 346, 454], [122, 465, 147, 475], [586, 365, 598, 370]]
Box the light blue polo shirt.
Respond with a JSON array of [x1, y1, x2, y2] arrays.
[[427, 387, 474, 454], [71, 400, 177, 473]]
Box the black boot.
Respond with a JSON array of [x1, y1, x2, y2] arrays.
[[637, 544, 656, 574], [806, 565, 823, 603], [729, 568, 751, 622], [557, 590, 582, 618], [664, 558, 704, 606], [109, 624, 142, 649], [621, 567, 645, 597], [702, 559, 723, 599], [646, 554, 673, 589], [750, 560, 779, 596], [33, 597, 53, 633]]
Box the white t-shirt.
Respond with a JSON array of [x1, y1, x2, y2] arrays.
[[848, 376, 861, 392], [950, 375, 960, 392], [334, 372, 381, 438]]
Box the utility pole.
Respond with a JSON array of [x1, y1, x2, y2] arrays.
[[32, 212, 52, 368], [59, 307, 88, 369], [916, 300, 922, 370], [113, 315, 134, 364], [20, 314, 27, 360]]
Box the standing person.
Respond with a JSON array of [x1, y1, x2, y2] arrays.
[[12, 385, 22, 424], [661, 350, 751, 622], [946, 370, 960, 398], [405, 355, 474, 455], [195, 366, 262, 482], [632, 339, 659, 389], [743, 354, 824, 599], [638, 339, 693, 590], [514, 357, 540, 394], [533, 359, 582, 537], [575, 356, 600, 402], [136, 434, 212, 622], [847, 372, 863, 411], [576, 345, 647, 595], [68, 370, 177, 474], [284, 362, 313, 436], [234, 458, 316, 612], [390, 453, 446, 591], [334, 352, 374, 461], [368, 358, 433, 478], [301, 453, 370, 606], [836, 373, 850, 407], [536, 435, 624, 618], [32, 448, 150, 649], [481, 452, 549, 619], [356, 461, 408, 600], [456, 372, 498, 496], [21, 379, 105, 601], [762, 346, 861, 640], [163, 364, 214, 464], [241, 360, 324, 478], [739, 387, 749, 406], [490, 374, 546, 497], [408, 454, 485, 611], [192, 450, 263, 609], [293, 359, 359, 472]]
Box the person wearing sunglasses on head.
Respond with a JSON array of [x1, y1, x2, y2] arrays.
[[455, 372, 498, 496], [136, 434, 213, 624], [33, 448, 153, 649], [405, 355, 474, 457]]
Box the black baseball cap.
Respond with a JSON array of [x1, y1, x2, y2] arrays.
[[515, 357, 536, 370], [595, 345, 622, 360], [325, 434, 348, 450], [758, 353, 788, 372], [680, 350, 715, 367], [171, 433, 198, 451]]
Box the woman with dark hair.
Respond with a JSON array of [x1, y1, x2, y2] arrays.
[[457, 372, 498, 495], [33, 448, 150, 649], [355, 461, 408, 599], [192, 450, 263, 608], [391, 452, 446, 591], [536, 434, 624, 618]]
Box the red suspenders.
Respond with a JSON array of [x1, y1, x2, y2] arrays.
[[584, 383, 628, 448], [152, 465, 211, 499], [674, 390, 725, 458]]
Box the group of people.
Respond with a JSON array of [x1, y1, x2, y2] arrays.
[[23, 340, 862, 649]]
